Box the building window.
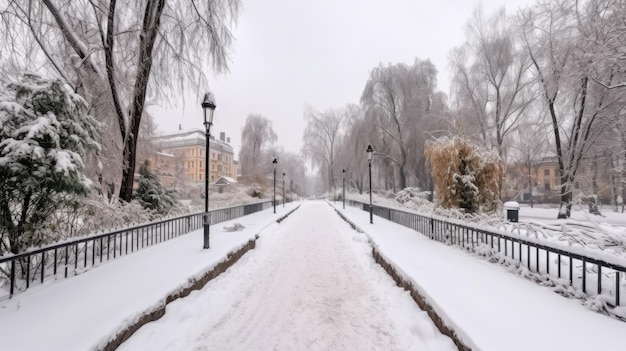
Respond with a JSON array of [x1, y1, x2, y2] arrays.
[[218, 165, 223, 172], [212, 164, 216, 170], [544, 169, 550, 176], [199, 161, 203, 168], [544, 182, 550, 191], [218, 154, 223, 161]]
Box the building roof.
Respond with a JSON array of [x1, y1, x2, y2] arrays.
[[153, 128, 234, 154]]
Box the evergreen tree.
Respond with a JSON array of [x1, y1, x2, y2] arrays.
[[135, 161, 179, 216], [0, 74, 100, 254]]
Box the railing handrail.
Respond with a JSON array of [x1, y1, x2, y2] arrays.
[[0, 199, 275, 299], [0, 200, 272, 263], [346, 199, 626, 272], [346, 199, 625, 310]]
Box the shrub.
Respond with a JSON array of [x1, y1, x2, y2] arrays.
[[425, 136, 503, 213]]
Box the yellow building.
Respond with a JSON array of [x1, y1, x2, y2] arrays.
[[152, 129, 238, 185]]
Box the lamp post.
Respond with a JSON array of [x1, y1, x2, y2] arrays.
[[342, 169, 346, 210], [367, 145, 373, 224], [202, 92, 216, 249], [282, 172, 286, 207], [273, 158, 277, 214]]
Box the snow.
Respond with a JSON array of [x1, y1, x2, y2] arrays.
[[334, 203, 626, 350], [1, 200, 625, 351], [119, 201, 455, 351], [0, 204, 298, 351]]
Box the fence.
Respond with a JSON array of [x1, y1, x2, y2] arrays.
[[0, 201, 272, 300], [347, 200, 626, 308]]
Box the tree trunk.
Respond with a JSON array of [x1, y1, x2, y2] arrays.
[[118, 0, 166, 202]]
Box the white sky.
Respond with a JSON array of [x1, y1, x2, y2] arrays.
[[151, 0, 537, 157]]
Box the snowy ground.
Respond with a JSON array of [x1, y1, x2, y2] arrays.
[[334, 202, 626, 350], [119, 201, 455, 351], [0, 204, 298, 351], [1, 199, 625, 351]]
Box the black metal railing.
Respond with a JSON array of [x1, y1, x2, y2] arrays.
[[0, 201, 272, 300], [346, 199, 626, 308]]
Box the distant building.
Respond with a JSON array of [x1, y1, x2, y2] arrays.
[[151, 129, 238, 186], [506, 156, 613, 204]]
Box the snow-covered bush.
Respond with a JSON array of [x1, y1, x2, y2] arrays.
[[245, 183, 266, 198], [0, 74, 100, 254], [425, 136, 503, 214], [134, 161, 181, 217], [395, 187, 429, 204]]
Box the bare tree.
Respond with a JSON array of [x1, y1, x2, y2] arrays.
[[450, 5, 535, 161], [302, 106, 346, 196], [238, 114, 278, 183], [519, 0, 617, 218], [0, 0, 240, 201], [361, 59, 442, 190]]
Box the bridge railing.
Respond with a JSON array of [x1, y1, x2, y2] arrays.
[[0, 201, 272, 300], [346, 199, 625, 308]]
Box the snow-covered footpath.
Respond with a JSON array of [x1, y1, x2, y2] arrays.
[[118, 201, 455, 350]]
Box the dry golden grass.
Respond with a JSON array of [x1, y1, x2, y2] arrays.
[[425, 136, 503, 213]]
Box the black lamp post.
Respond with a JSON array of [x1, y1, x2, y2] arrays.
[[367, 145, 373, 224], [282, 172, 286, 207], [342, 169, 346, 210], [202, 92, 216, 249], [273, 158, 277, 213]]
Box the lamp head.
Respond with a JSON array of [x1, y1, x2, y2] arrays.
[[202, 92, 216, 126], [366, 145, 373, 161]]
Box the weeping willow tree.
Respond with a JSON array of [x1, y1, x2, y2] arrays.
[[425, 136, 503, 213]]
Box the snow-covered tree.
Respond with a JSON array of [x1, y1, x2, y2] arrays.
[[0, 0, 241, 202], [450, 5, 535, 161], [361, 58, 446, 190], [0, 74, 100, 254], [302, 105, 346, 196], [238, 114, 277, 184], [425, 136, 503, 213], [134, 160, 179, 216], [519, 0, 619, 218]]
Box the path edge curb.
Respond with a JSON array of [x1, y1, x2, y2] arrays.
[[331, 205, 472, 351], [276, 204, 301, 223], [99, 236, 258, 351]]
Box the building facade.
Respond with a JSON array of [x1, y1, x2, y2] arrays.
[[151, 129, 238, 186]]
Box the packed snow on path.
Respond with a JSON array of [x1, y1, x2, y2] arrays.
[[119, 201, 455, 351]]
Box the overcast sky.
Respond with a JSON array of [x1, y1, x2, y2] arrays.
[[151, 0, 536, 157]]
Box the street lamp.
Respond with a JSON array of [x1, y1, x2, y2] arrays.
[[342, 169, 346, 210], [282, 172, 286, 207], [367, 145, 373, 224], [202, 92, 216, 249], [273, 158, 277, 214]]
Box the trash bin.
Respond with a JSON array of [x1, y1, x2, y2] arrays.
[[503, 201, 520, 222]]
